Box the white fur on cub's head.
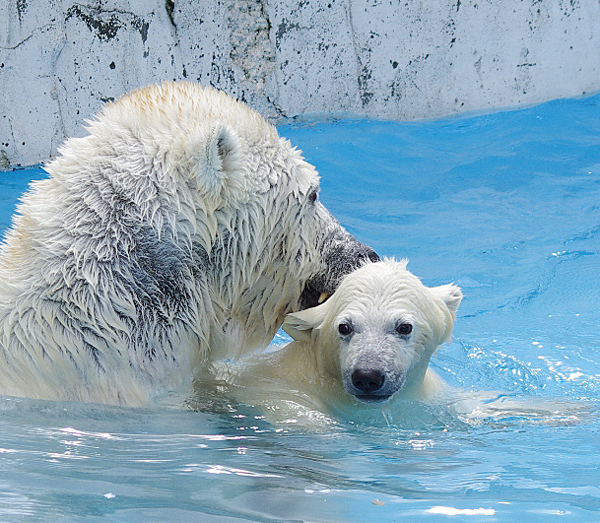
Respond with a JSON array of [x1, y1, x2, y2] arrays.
[[283, 259, 462, 402]]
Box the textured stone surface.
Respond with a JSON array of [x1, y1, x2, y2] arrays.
[[1, 0, 600, 167]]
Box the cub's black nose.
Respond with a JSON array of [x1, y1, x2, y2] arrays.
[[351, 369, 385, 393]]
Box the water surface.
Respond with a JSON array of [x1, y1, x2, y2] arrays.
[[2, 94, 600, 521]]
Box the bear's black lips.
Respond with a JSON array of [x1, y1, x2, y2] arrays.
[[299, 281, 332, 310]]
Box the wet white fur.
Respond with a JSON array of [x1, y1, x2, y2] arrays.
[[216, 260, 462, 423], [0, 82, 351, 405]]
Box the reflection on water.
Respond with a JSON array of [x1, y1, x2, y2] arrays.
[[1, 93, 600, 521]]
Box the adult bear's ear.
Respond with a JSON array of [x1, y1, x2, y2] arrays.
[[176, 124, 246, 203], [283, 305, 327, 343]]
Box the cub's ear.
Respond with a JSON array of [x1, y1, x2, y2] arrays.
[[175, 124, 245, 203], [430, 283, 463, 344], [283, 305, 327, 343], [431, 283, 463, 317]]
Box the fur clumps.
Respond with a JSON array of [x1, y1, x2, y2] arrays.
[[0, 82, 376, 405]]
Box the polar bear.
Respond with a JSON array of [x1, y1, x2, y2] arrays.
[[210, 259, 462, 426], [0, 82, 377, 405]]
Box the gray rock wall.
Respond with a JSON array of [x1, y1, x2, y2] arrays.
[[1, 0, 600, 167]]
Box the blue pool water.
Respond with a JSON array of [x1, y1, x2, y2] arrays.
[[2, 94, 600, 521]]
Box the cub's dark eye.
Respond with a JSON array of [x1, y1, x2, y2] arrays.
[[308, 189, 318, 204], [338, 322, 353, 336], [396, 323, 413, 336]]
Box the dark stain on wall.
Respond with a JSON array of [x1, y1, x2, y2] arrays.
[[65, 5, 151, 46], [165, 0, 176, 29], [16, 0, 28, 23], [66, 5, 123, 41]]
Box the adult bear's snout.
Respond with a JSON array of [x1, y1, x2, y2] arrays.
[[362, 245, 380, 264], [325, 239, 379, 274], [300, 233, 379, 310]]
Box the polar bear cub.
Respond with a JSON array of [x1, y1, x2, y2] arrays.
[[217, 259, 462, 424]]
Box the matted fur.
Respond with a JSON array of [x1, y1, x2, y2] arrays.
[[0, 82, 375, 405]]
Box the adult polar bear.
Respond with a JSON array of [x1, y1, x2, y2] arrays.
[[0, 82, 377, 405]]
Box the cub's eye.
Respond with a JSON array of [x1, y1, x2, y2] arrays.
[[308, 189, 318, 204], [338, 322, 353, 336], [396, 323, 413, 336]]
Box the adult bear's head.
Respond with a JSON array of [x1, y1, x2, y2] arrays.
[[109, 82, 377, 353]]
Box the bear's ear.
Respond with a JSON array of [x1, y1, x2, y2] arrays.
[[430, 283, 463, 343], [283, 305, 327, 343], [431, 283, 463, 317], [184, 124, 245, 203]]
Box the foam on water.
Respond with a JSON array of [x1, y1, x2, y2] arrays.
[[1, 93, 600, 521]]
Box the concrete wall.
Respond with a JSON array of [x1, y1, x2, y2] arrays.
[[1, 0, 600, 168]]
